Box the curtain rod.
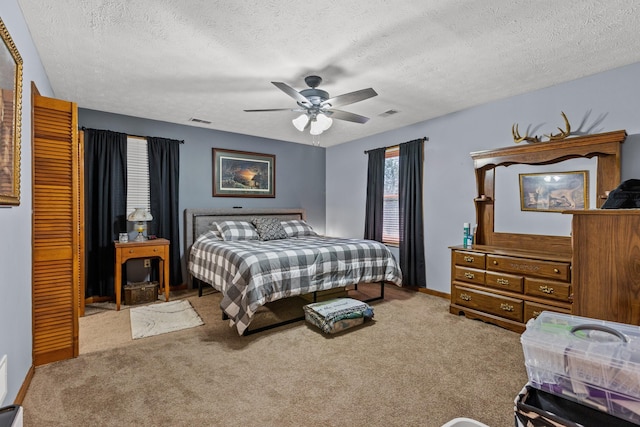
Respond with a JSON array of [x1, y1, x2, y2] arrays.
[[363, 136, 428, 155], [80, 127, 184, 144], [128, 134, 185, 144]]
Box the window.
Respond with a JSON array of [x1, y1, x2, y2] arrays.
[[125, 136, 150, 216], [383, 147, 399, 245]]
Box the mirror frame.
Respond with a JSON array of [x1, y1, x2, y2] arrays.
[[0, 17, 23, 206], [471, 130, 626, 254]]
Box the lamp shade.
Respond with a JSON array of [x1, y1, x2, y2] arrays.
[[292, 114, 309, 132], [309, 113, 333, 135], [127, 208, 153, 222]]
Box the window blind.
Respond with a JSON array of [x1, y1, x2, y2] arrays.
[[126, 137, 150, 215]]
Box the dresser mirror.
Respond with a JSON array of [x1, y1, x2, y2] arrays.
[[471, 130, 626, 253], [494, 157, 597, 237]]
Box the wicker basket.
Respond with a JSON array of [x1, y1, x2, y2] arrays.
[[124, 281, 158, 305]]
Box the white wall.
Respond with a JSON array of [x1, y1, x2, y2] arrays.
[[0, 0, 54, 404], [326, 61, 640, 293]]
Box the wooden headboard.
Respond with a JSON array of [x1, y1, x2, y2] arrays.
[[183, 208, 306, 287]]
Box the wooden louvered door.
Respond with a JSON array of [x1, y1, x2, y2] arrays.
[[32, 93, 81, 366]]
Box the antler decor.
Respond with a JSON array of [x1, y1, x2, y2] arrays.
[[512, 112, 572, 144], [512, 124, 541, 144], [544, 111, 571, 141]]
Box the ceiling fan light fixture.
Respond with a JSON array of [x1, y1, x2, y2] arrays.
[[316, 113, 333, 131], [310, 119, 323, 135], [292, 114, 309, 132]]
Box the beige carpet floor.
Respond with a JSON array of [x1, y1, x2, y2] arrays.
[[23, 284, 528, 427]]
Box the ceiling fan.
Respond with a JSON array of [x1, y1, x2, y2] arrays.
[[244, 75, 377, 135]]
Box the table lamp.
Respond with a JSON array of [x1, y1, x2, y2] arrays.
[[127, 208, 153, 241]]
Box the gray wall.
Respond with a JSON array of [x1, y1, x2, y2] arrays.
[[78, 109, 327, 278], [0, 0, 55, 405], [326, 61, 640, 294], [5, 0, 640, 404]]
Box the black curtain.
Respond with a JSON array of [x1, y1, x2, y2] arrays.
[[364, 147, 386, 241], [148, 137, 183, 287], [84, 128, 128, 297], [399, 139, 426, 288]]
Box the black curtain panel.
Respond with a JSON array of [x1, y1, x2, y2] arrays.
[[399, 139, 426, 288], [148, 137, 183, 287], [364, 147, 386, 241], [84, 128, 128, 297]]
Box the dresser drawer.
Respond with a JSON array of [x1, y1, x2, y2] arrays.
[[524, 301, 571, 323], [524, 277, 572, 302], [485, 271, 523, 293], [454, 266, 485, 286], [454, 250, 486, 269], [486, 255, 570, 282], [454, 285, 523, 322]]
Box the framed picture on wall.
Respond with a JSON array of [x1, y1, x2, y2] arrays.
[[0, 18, 23, 206], [519, 170, 588, 212], [212, 148, 275, 197]]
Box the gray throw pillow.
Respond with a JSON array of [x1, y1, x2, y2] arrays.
[[252, 217, 289, 241]]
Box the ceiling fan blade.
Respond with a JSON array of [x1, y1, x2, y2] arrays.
[[243, 108, 297, 112], [272, 81, 312, 106], [321, 88, 377, 108], [327, 109, 370, 124]]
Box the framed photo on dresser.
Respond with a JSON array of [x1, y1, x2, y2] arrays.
[[519, 170, 588, 212]]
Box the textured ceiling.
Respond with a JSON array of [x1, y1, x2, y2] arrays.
[[16, 0, 640, 147]]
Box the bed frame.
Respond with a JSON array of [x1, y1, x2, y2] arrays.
[[183, 207, 385, 335], [184, 208, 306, 289]]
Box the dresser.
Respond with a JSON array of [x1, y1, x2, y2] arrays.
[[450, 130, 628, 332], [450, 245, 572, 333], [570, 209, 640, 325]]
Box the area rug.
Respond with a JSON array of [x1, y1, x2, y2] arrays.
[[130, 300, 204, 339]]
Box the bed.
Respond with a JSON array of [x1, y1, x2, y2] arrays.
[[185, 208, 403, 335]]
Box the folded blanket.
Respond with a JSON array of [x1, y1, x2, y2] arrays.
[[304, 298, 373, 334]]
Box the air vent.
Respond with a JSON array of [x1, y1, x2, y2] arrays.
[[189, 117, 212, 124], [379, 109, 399, 117]]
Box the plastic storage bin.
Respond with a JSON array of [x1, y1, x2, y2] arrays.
[[521, 311, 640, 424], [515, 384, 639, 427]]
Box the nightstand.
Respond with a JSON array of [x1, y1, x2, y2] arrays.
[[114, 238, 170, 310]]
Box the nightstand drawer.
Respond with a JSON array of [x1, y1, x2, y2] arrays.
[[121, 245, 165, 259]]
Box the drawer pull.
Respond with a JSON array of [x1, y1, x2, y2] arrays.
[[532, 310, 542, 318], [497, 278, 509, 285], [460, 293, 471, 301], [464, 272, 475, 279], [153, 248, 159, 252], [539, 285, 554, 294], [553, 268, 560, 273], [500, 303, 514, 312], [129, 249, 134, 253], [464, 256, 474, 263], [493, 260, 498, 265]]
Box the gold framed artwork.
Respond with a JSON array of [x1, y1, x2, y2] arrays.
[[0, 18, 23, 206], [520, 171, 588, 212], [212, 148, 275, 197]]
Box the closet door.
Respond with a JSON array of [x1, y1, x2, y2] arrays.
[[32, 94, 80, 365]]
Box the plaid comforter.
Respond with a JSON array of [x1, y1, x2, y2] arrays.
[[188, 231, 403, 335]]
